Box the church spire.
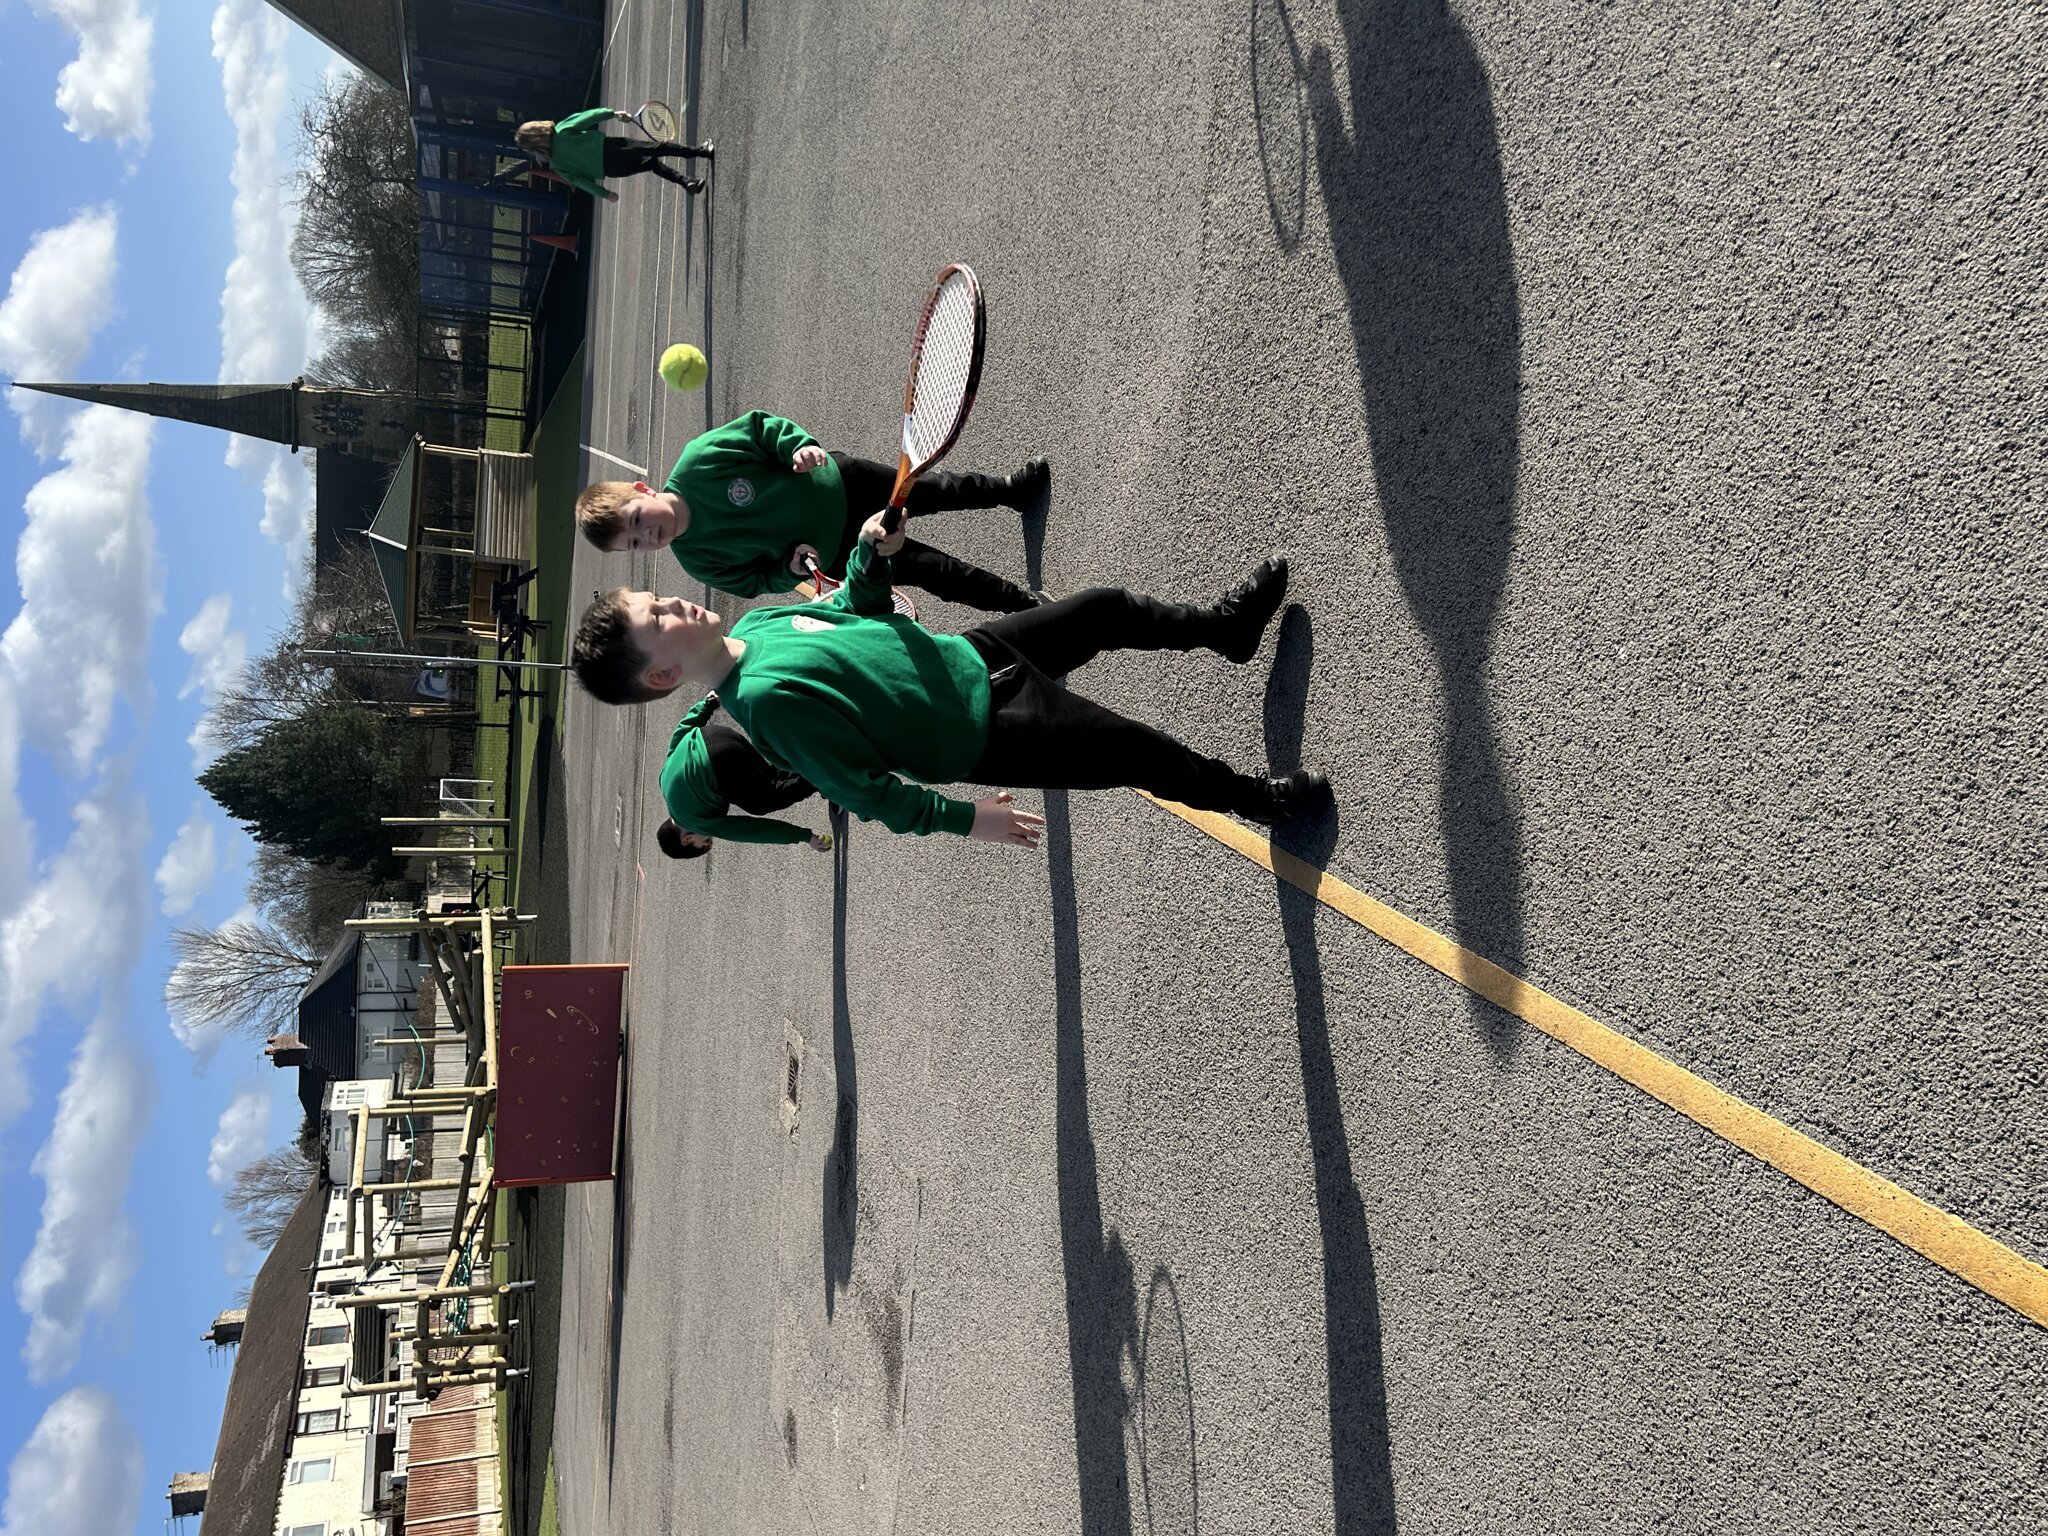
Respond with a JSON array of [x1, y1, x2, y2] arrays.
[[10, 378, 421, 460], [15, 380, 306, 447]]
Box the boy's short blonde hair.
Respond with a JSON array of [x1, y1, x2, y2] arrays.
[[575, 481, 636, 549], [515, 121, 555, 157]]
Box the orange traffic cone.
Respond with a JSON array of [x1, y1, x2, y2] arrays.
[[531, 232, 578, 257]]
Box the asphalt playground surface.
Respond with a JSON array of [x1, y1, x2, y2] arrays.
[[527, 0, 2048, 1531]]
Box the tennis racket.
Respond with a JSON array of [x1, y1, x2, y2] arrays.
[[800, 555, 918, 620], [629, 100, 679, 141], [880, 263, 986, 533]]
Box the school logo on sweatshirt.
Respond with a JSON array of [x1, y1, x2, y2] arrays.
[[790, 614, 831, 633], [726, 477, 756, 507]]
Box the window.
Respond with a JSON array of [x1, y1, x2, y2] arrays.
[[293, 1409, 339, 1436], [306, 1323, 347, 1347], [302, 1365, 343, 1388], [286, 1459, 333, 1484], [284, 1526, 327, 1536]]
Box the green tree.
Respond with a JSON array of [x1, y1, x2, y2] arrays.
[[200, 701, 426, 876]]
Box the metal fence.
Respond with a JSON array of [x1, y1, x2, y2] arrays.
[[410, 0, 604, 321]]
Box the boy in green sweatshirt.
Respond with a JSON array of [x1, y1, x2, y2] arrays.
[[571, 514, 1330, 844], [575, 410, 1047, 613]]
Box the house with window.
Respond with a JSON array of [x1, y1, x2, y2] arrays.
[[285, 901, 436, 1125], [172, 1071, 501, 1535]]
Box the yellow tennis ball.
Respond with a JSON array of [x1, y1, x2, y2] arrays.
[[658, 343, 707, 392]]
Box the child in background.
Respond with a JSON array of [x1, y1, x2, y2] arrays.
[[654, 696, 832, 853], [515, 111, 713, 200]]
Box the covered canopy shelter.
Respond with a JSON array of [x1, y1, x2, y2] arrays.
[[367, 433, 537, 643]]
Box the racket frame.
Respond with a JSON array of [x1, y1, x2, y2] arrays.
[[882, 263, 986, 530], [630, 99, 679, 142]]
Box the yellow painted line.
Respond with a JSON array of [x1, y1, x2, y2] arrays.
[[1140, 793, 2048, 1329]]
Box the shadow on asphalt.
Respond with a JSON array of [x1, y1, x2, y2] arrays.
[[1299, 0, 1527, 1061], [823, 802, 858, 1318], [1267, 610, 1398, 1533], [1046, 788, 1140, 1536], [505, 717, 573, 1536], [1137, 1266, 1200, 1534]]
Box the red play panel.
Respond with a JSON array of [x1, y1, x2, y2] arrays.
[[494, 964, 627, 1187]]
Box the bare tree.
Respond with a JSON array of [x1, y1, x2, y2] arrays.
[[291, 71, 419, 394], [251, 843, 402, 955], [166, 918, 325, 1043], [202, 538, 419, 756], [225, 1143, 320, 1250]]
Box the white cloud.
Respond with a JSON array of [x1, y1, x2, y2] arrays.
[[250, 443, 316, 566], [206, 1085, 269, 1186], [155, 807, 220, 917], [0, 683, 29, 928], [0, 406, 161, 772], [0, 773, 153, 1133], [16, 1022, 151, 1382], [0, 207, 122, 455], [26, 0, 155, 150], [0, 1387, 143, 1536], [177, 592, 246, 761], [213, 0, 318, 560]]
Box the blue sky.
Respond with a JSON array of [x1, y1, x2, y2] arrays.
[[0, 4, 347, 1532]]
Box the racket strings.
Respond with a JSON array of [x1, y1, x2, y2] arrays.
[[905, 279, 979, 463]]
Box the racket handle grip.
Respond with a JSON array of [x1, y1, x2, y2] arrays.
[[880, 505, 906, 534]]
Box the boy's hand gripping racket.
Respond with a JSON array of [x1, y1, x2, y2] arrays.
[[628, 100, 679, 141], [799, 554, 918, 620], [880, 263, 987, 534]]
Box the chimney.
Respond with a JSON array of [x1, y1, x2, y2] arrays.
[[203, 1308, 246, 1346], [266, 1033, 311, 1067], [168, 1472, 210, 1518]]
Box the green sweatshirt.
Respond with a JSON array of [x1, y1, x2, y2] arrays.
[[715, 539, 992, 837], [547, 108, 617, 200], [658, 699, 813, 845], [665, 413, 847, 596]]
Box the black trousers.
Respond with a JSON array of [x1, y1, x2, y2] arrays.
[[964, 588, 1268, 817], [601, 137, 707, 184], [829, 452, 1035, 614]]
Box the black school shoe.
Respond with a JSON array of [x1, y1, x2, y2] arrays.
[[1005, 458, 1051, 510], [1211, 557, 1289, 663], [1241, 768, 1333, 825]]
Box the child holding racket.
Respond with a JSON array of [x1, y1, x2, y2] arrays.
[[575, 410, 1049, 612], [515, 111, 713, 199], [654, 695, 833, 852], [570, 517, 1326, 840]]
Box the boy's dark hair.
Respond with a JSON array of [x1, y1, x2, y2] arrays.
[[575, 482, 635, 549], [570, 589, 668, 705], [655, 819, 709, 860]]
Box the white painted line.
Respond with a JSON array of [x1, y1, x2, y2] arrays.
[[581, 444, 649, 477]]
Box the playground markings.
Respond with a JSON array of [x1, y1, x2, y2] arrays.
[[581, 443, 648, 478], [1139, 792, 2048, 1330]]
